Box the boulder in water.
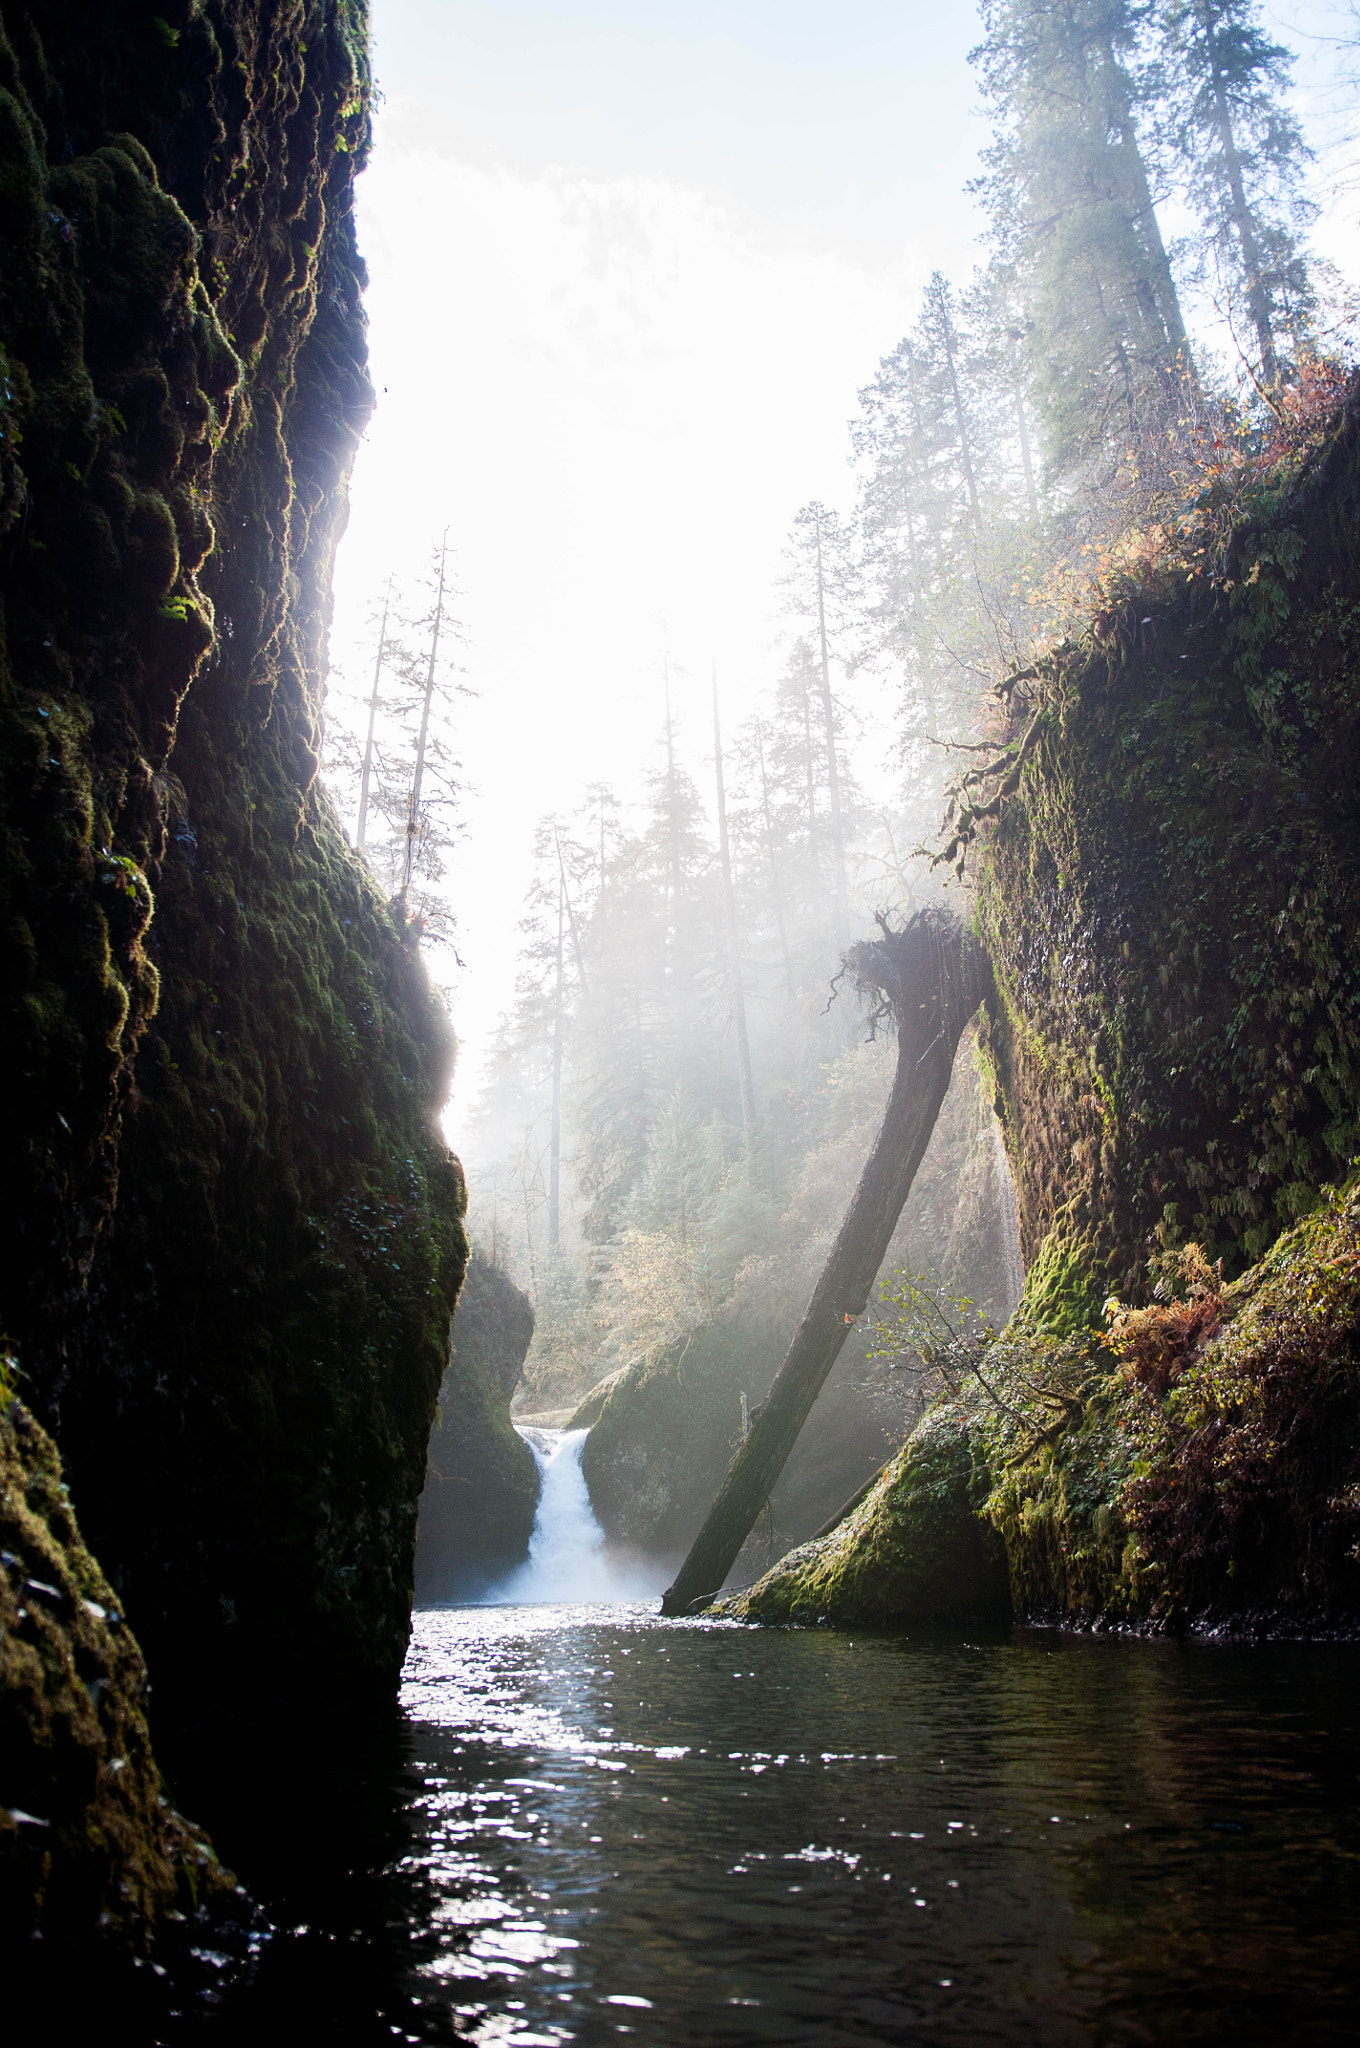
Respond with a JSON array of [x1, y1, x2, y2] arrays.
[[716, 1410, 1010, 1627]]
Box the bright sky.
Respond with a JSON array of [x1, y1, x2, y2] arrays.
[[325, 1, 1357, 1135]]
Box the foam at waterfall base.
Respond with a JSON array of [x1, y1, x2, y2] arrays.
[[483, 1429, 668, 1605]]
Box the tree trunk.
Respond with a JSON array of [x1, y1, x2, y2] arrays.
[[555, 826, 590, 994], [755, 725, 796, 1002], [1204, 26, 1278, 384], [812, 514, 847, 949], [660, 907, 992, 1615], [548, 875, 565, 1254]]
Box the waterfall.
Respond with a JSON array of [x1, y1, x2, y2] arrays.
[[486, 1428, 662, 1604]]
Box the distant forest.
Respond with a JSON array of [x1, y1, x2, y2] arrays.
[[323, 0, 1350, 1411]]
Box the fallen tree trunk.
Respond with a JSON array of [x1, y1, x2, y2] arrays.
[[660, 906, 993, 1616]]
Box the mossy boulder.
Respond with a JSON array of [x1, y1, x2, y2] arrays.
[[415, 1254, 540, 1601], [986, 1174, 1360, 1631], [0, 1396, 243, 1963], [716, 1410, 1010, 1627], [578, 1327, 755, 1560], [731, 1176, 1360, 1635]]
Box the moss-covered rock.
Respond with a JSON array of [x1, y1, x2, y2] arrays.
[[0, 0, 472, 1731], [715, 1409, 1010, 1627], [578, 1326, 755, 1560], [987, 1175, 1360, 1631], [975, 381, 1360, 1299], [735, 1175, 1360, 1635], [0, 1395, 243, 1959], [415, 1254, 540, 1601]]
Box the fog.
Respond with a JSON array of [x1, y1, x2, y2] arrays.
[[324, 0, 1358, 1138]]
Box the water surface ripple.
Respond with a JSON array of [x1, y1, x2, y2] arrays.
[[212, 1609, 1360, 2044]]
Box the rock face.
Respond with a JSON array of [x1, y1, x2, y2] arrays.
[[977, 385, 1360, 1308], [0, 0, 491, 1861], [988, 1180, 1360, 1631], [0, 1395, 243, 1963], [415, 1254, 540, 1601]]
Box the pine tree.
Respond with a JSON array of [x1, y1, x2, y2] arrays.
[[357, 537, 467, 942], [919, 272, 985, 528], [712, 668, 757, 1158], [355, 574, 397, 849], [1153, 0, 1316, 384], [972, 0, 1193, 477], [849, 272, 1035, 783]]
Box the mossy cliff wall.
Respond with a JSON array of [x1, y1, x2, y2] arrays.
[[976, 387, 1360, 1313], [0, 0, 468, 1721]]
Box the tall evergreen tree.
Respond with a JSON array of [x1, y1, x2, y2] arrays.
[[972, 0, 1192, 476], [1153, 0, 1316, 384]]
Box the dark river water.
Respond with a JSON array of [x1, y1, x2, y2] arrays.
[[190, 1606, 1360, 2046]]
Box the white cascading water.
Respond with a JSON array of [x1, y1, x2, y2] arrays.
[[486, 1428, 661, 1604]]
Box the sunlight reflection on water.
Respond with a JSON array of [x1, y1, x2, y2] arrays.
[[386, 1606, 1360, 2046]]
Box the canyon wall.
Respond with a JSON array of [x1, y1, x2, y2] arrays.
[[0, 10, 498, 1930]]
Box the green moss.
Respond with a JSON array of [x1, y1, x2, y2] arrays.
[[975, 388, 1360, 1297], [978, 1176, 1360, 1628], [0, 0, 471, 1727], [0, 1398, 240, 1949], [729, 1175, 1360, 1634], [1021, 1214, 1105, 1336], [716, 1409, 1010, 1627]]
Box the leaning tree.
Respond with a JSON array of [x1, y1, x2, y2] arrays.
[[660, 904, 993, 1616]]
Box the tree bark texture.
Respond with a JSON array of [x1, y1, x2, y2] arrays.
[[660, 907, 993, 1615]]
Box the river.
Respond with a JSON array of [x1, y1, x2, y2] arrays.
[[184, 1437, 1359, 2044]]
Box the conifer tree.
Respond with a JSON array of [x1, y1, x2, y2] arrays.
[[355, 575, 397, 849], [712, 670, 758, 1158], [355, 537, 467, 941], [972, 0, 1192, 476], [1153, 0, 1316, 383]]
